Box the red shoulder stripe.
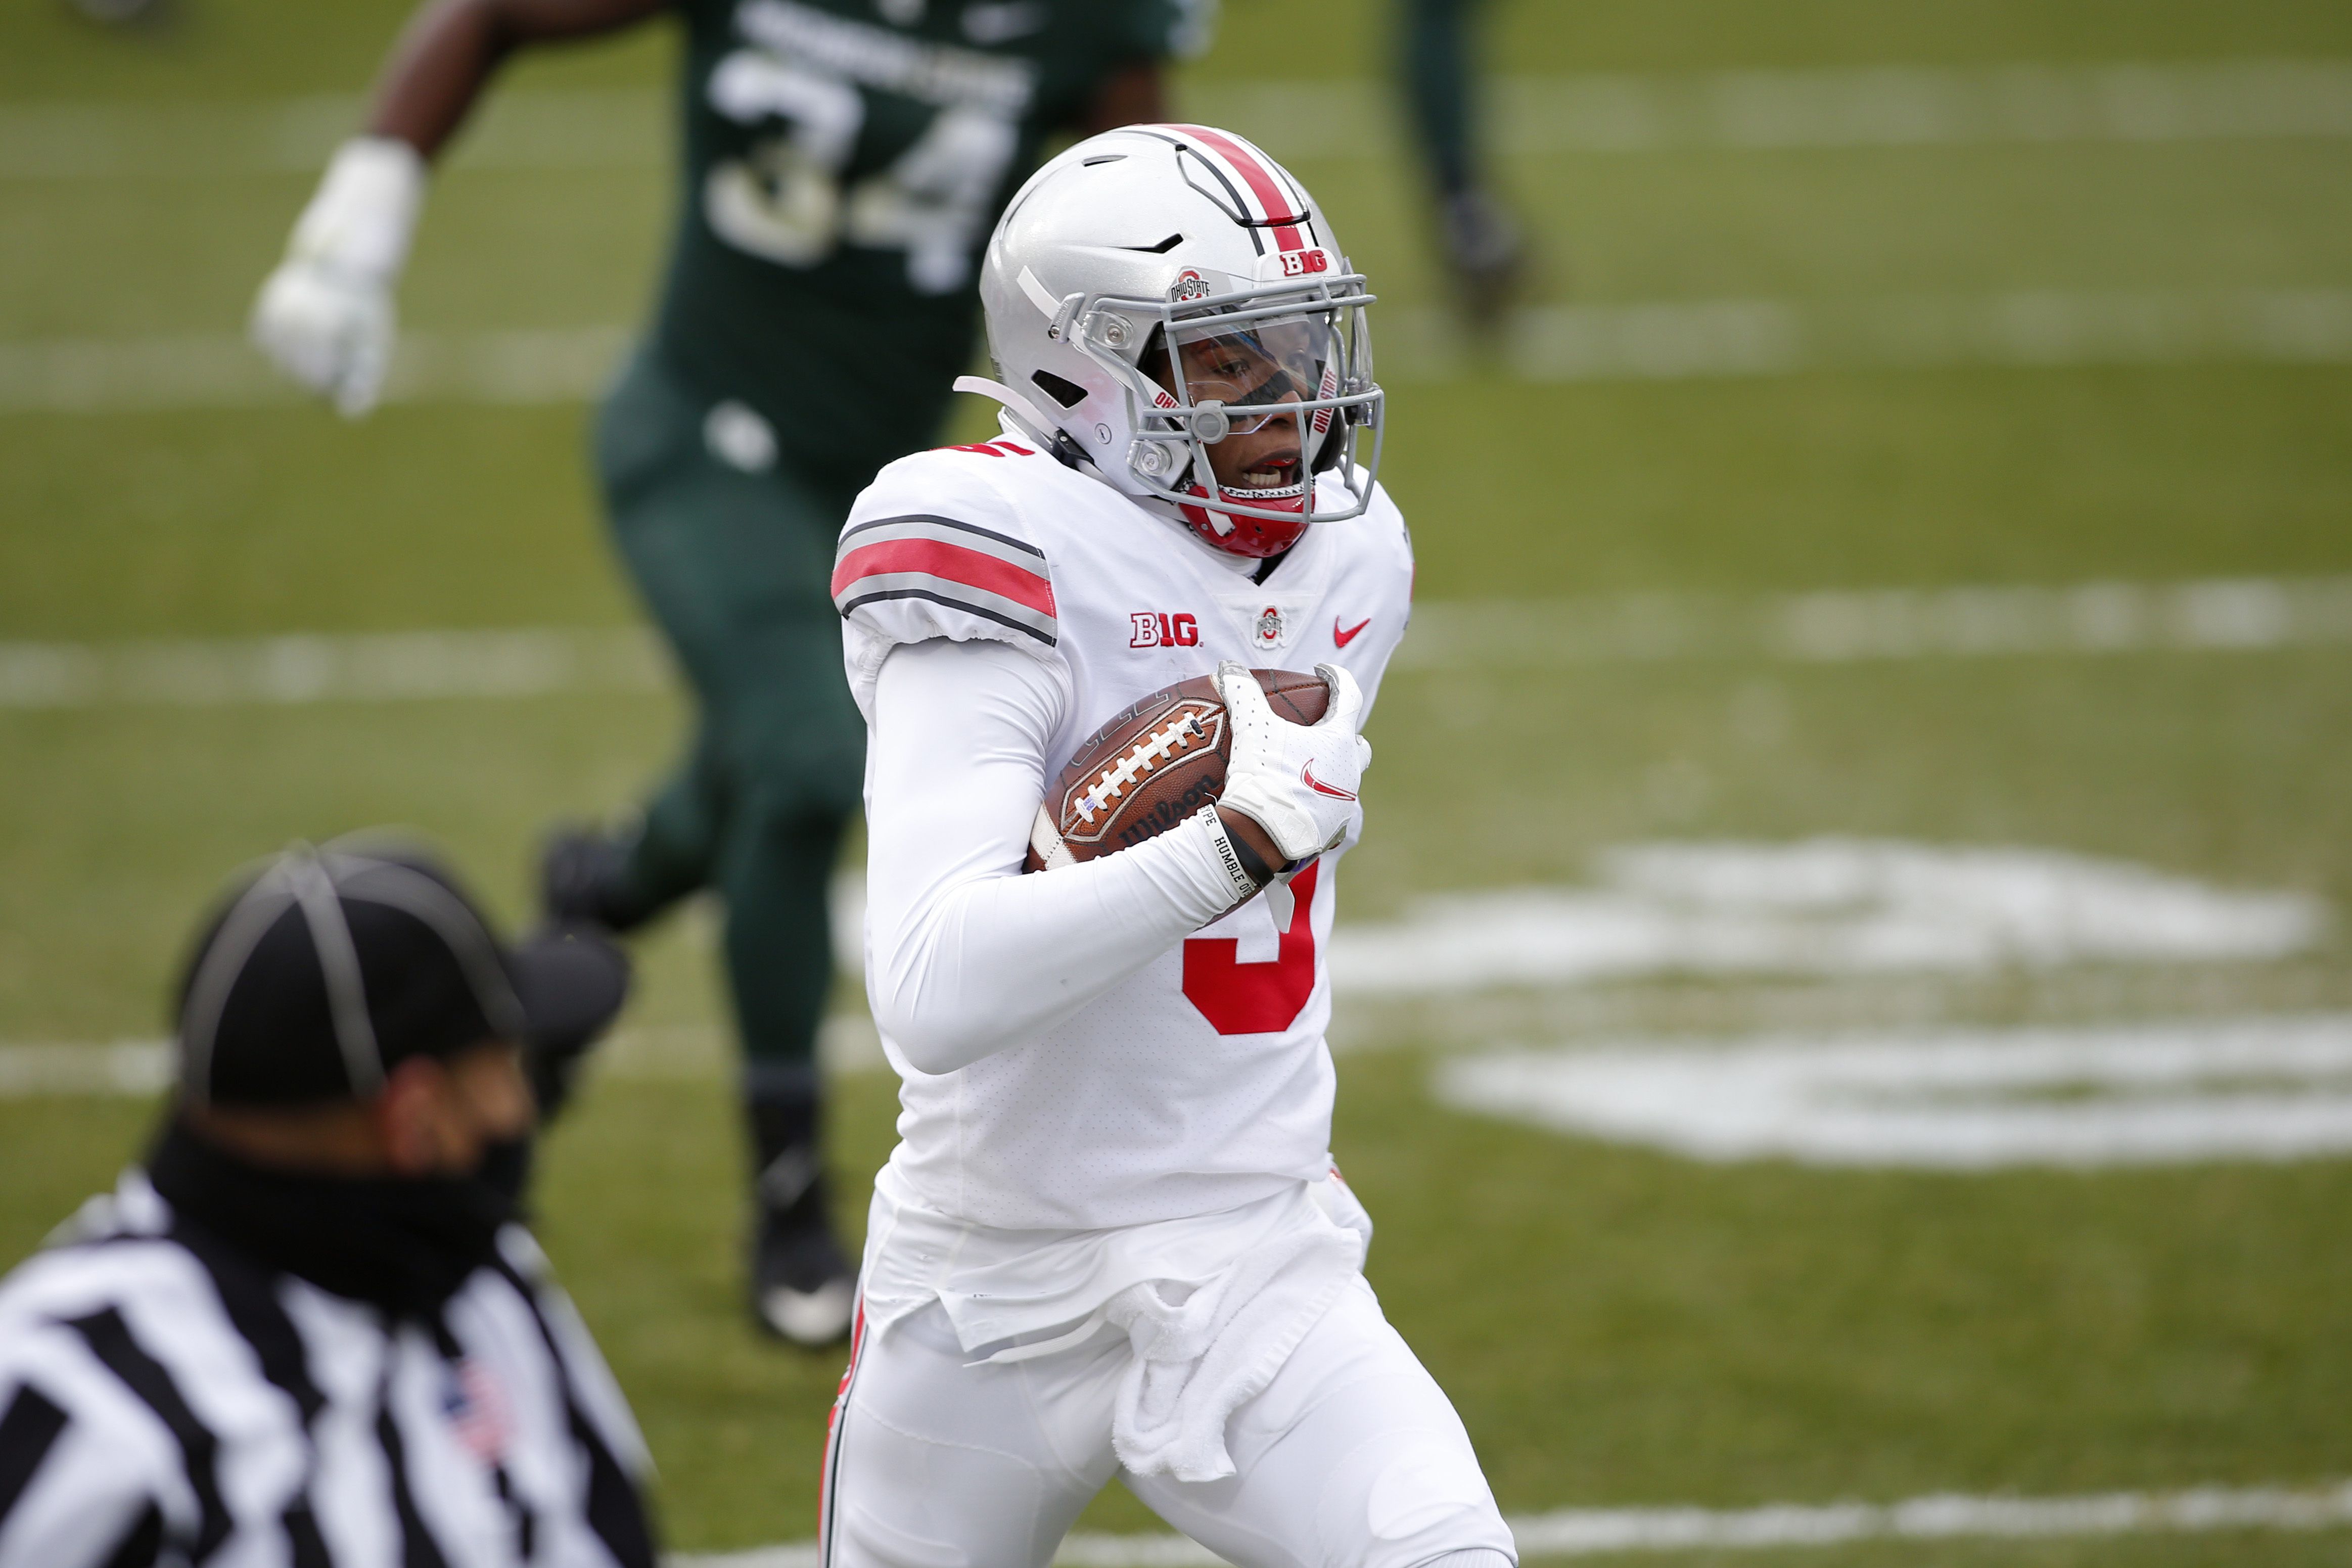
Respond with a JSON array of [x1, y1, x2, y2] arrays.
[[831, 537, 1056, 620]]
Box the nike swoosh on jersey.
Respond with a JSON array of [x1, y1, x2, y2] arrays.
[[1333, 616, 1371, 647], [1302, 763, 1358, 801]]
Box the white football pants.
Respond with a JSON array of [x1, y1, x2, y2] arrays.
[[819, 1277, 1516, 1568]]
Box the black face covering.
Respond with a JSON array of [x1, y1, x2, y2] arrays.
[[147, 1121, 522, 1318]]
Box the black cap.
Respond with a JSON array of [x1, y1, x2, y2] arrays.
[[175, 840, 630, 1107]]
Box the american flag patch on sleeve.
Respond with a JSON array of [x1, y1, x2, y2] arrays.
[[831, 514, 1058, 646]]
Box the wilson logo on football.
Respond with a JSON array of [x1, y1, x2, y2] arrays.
[[1130, 612, 1201, 648], [1277, 248, 1332, 278]]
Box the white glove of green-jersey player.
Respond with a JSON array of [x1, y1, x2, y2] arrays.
[[1213, 660, 1373, 864], [250, 138, 427, 418]]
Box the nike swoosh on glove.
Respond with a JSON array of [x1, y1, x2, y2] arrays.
[[249, 138, 425, 419], [1213, 660, 1373, 864]]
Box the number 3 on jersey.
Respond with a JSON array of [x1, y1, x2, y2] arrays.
[[703, 46, 1023, 294], [1182, 862, 1321, 1035]]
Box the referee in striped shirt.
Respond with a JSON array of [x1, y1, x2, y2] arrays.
[[0, 840, 657, 1566]]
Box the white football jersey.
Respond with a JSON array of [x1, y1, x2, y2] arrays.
[[836, 424, 1414, 1230]]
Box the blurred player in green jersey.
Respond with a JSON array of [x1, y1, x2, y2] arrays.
[[252, 0, 1211, 1346]]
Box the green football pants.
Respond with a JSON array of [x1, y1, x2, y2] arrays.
[[593, 354, 869, 1077]]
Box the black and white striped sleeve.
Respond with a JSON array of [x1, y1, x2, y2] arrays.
[[0, 1269, 200, 1567], [1, 1182, 658, 1568]]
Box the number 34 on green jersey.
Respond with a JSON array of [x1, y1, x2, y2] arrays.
[[701, 1, 1047, 295]]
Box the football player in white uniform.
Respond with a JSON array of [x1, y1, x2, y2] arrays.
[[825, 126, 1516, 1568]]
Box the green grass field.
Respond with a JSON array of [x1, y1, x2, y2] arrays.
[[5, 0, 2352, 1559]]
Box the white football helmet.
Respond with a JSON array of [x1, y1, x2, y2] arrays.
[[975, 125, 1382, 558]]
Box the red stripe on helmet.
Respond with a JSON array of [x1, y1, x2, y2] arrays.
[[1167, 124, 1308, 252]]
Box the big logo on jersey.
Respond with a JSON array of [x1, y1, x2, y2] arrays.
[[1129, 612, 1200, 648], [1182, 862, 1320, 1035]]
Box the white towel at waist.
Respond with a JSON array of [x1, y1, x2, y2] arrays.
[[863, 1169, 1375, 1483], [1103, 1174, 1371, 1483]]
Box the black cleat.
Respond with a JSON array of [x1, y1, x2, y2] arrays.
[[539, 821, 654, 934], [1441, 189, 1527, 329], [750, 1148, 855, 1345]]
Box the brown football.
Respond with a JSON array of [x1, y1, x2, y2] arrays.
[[1024, 669, 1329, 871]]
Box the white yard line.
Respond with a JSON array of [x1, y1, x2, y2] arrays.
[[672, 1479, 2352, 1565], [4, 290, 2345, 413], [0, 326, 635, 412], [1256, 60, 2352, 158], [1382, 289, 2352, 382], [1400, 576, 2352, 667], [3, 576, 2344, 711], [0, 1014, 885, 1098], [0, 1042, 176, 1097], [4, 61, 2346, 180], [0, 89, 662, 180], [0, 626, 669, 709]]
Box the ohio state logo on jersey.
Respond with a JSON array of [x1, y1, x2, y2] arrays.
[[1252, 605, 1286, 652], [1130, 611, 1201, 648]]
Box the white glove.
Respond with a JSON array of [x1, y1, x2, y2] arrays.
[[1213, 660, 1373, 864], [250, 138, 426, 418]]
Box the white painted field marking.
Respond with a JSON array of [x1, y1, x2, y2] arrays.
[[1330, 840, 2324, 997], [1268, 60, 2352, 158], [670, 1478, 2352, 1565], [0, 325, 634, 412], [0, 1042, 175, 1097], [1400, 576, 2352, 668], [7, 288, 2350, 413], [1378, 288, 2352, 382], [1435, 1016, 2352, 1168], [6, 290, 2345, 412], [0, 89, 663, 179], [14, 843, 2308, 1095], [1, 577, 2340, 712], [0, 626, 668, 709], [6, 61, 2346, 181], [0, 1013, 884, 1099], [1500, 1480, 2352, 1554]]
